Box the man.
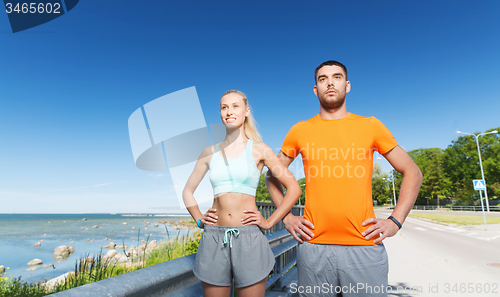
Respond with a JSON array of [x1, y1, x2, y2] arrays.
[[266, 60, 422, 296]]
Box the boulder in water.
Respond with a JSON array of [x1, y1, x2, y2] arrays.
[[54, 246, 75, 256], [27, 259, 43, 266]]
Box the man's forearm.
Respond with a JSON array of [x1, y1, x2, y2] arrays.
[[390, 166, 422, 225]]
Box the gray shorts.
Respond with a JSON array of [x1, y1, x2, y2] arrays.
[[193, 225, 275, 288], [297, 242, 388, 297]]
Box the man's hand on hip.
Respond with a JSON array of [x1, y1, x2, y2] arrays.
[[362, 218, 399, 244], [283, 213, 315, 243]]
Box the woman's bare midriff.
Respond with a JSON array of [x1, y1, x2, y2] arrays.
[[211, 192, 258, 227]]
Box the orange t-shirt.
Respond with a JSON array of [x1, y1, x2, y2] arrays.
[[281, 113, 398, 245]]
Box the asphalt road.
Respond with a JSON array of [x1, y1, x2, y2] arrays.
[[406, 209, 500, 217], [377, 209, 500, 297]]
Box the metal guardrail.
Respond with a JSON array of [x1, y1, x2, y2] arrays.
[[260, 202, 303, 291], [412, 205, 500, 212], [50, 203, 303, 297], [266, 229, 297, 291], [258, 202, 304, 233], [49, 254, 202, 297]]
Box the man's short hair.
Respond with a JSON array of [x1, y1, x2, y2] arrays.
[[314, 60, 348, 83]]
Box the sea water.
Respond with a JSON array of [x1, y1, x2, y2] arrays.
[[0, 213, 193, 283]]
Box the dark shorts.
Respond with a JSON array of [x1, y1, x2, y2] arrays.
[[297, 242, 389, 297], [193, 225, 275, 288]]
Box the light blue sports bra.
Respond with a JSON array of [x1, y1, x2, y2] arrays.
[[209, 139, 260, 196]]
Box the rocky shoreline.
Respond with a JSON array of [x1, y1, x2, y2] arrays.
[[42, 231, 199, 290], [1, 217, 198, 287]]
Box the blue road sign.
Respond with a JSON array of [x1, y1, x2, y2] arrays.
[[473, 179, 486, 191]]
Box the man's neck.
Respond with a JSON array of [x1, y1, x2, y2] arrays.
[[319, 105, 349, 120]]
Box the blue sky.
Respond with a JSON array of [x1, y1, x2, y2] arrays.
[[1, 0, 499, 213]]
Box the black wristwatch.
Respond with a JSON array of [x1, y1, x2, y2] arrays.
[[387, 216, 402, 229]]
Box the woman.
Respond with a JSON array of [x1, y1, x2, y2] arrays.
[[182, 90, 301, 297]]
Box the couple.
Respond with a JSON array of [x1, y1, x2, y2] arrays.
[[182, 60, 423, 297]]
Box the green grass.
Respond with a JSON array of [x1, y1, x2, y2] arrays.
[[0, 272, 47, 297], [0, 227, 202, 297], [409, 213, 500, 225], [145, 230, 201, 266]]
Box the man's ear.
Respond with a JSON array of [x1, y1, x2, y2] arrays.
[[346, 81, 351, 93], [313, 85, 318, 97]]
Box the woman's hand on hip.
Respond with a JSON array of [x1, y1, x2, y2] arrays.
[[201, 208, 218, 227], [241, 210, 271, 230]]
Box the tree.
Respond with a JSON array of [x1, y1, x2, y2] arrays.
[[409, 148, 451, 205], [255, 172, 271, 202], [297, 177, 306, 205], [256, 171, 305, 205], [442, 128, 500, 202], [443, 135, 481, 202], [479, 128, 500, 199], [372, 163, 391, 205]]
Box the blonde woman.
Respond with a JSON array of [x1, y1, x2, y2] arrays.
[[183, 90, 301, 297]]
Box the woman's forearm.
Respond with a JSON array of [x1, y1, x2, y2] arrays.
[[183, 190, 203, 222], [266, 170, 285, 207], [265, 184, 301, 227], [187, 205, 203, 223]]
